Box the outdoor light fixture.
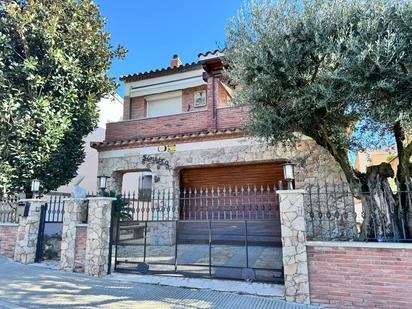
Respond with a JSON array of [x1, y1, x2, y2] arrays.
[[31, 179, 40, 197], [98, 175, 109, 194], [282, 162, 295, 190]]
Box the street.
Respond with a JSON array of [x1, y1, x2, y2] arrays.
[[0, 256, 320, 309]]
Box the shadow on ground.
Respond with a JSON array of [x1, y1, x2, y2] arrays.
[[0, 256, 319, 309]]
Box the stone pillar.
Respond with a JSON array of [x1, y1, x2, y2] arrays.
[[108, 171, 123, 194], [14, 199, 46, 264], [84, 197, 115, 277], [60, 198, 86, 272], [277, 190, 310, 304]]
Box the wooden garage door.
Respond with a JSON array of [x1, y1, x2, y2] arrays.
[[180, 162, 286, 189]]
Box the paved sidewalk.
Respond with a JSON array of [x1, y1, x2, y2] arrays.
[[0, 256, 320, 309]]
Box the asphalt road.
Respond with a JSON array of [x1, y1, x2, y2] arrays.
[[0, 256, 320, 309]]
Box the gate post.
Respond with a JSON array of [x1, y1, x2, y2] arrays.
[[14, 199, 47, 264], [84, 197, 115, 277], [60, 198, 86, 272], [277, 190, 310, 304]]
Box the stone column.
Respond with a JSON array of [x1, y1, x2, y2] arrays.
[[60, 198, 86, 272], [277, 190, 310, 304], [14, 199, 46, 264], [84, 197, 115, 277]]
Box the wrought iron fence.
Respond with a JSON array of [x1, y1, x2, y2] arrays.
[[120, 185, 280, 222], [46, 194, 69, 223], [0, 196, 19, 223], [121, 189, 178, 221], [305, 180, 412, 242]]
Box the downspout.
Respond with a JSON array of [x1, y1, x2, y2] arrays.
[[212, 75, 217, 130]]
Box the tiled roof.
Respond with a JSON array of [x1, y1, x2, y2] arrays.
[[119, 61, 202, 82], [91, 128, 243, 150], [197, 49, 224, 58]]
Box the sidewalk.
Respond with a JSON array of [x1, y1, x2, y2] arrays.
[[0, 256, 320, 309]]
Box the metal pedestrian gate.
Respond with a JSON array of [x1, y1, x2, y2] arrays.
[[35, 194, 67, 262], [111, 186, 284, 283]]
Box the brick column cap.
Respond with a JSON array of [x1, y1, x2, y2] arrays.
[[277, 189, 305, 195]]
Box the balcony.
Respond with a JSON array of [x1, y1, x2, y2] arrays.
[[105, 106, 248, 142]]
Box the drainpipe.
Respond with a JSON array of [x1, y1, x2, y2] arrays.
[[212, 75, 217, 130]]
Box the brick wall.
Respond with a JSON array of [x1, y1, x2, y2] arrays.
[[123, 96, 131, 120], [130, 96, 146, 119], [74, 225, 87, 272], [307, 243, 412, 309], [182, 85, 207, 112], [216, 106, 248, 128], [0, 223, 18, 258], [105, 106, 247, 142], [106, 110, 210, 141], [216, 81, 232, 108]]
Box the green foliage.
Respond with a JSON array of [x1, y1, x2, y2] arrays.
[[225, 0, 412, 187], [102, 190, 133, 221], [0, 0, 126, 194]]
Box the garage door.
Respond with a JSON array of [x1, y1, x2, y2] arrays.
[[180, 162, 286, 189], [179, 162, 284, 246]]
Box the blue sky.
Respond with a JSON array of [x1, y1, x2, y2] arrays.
[[95, 0, 245, 96]]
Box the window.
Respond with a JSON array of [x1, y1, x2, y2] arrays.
[[146, 91, 182, 117]]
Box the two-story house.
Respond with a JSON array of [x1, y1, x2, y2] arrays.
[[92, 51, 343, 248]]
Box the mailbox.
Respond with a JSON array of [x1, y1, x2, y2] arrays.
[[17, 202, 30, 217]]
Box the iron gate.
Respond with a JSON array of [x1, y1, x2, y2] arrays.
[[35, 194, 67, 262], [112, 186, 284, 283]]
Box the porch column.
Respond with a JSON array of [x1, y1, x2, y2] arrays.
[[277, 190, 310, 304], [84, 197, 115, 277], [60, 198, 86, 272], [14, 199, 46, 264]]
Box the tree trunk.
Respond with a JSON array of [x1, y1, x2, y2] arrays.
[[394, 122, 412, 238]]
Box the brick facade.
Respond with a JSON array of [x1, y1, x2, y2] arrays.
[[74, 225, 87, 272], [0, 224, 18, 258], [105, 106, 245, 142], [307, 243, 412, 309], [182, 85, 208, 112], [130, 96, 146, 119]]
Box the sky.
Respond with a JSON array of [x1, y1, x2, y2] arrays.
[[95, 0, 245, 96]]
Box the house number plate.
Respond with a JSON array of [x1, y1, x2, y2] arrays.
[[158, 145, 176, 152]]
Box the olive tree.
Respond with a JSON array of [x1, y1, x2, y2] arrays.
[[225, 0, 412, 237]]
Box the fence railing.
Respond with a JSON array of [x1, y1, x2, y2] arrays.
[[0, 196, 19, 224], [120, 185, 280, 222], [305, 180, 412, 242], [46, 193, 69, 223]]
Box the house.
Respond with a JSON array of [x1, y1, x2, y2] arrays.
[[91, 51, 344, 249], [354, 147, 397, 174], [57, 94, 123, 194]]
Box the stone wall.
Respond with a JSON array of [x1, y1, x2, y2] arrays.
[[100, 137, 343, 193], [60, 199, 85, 272], [84, 198, 114, 277], [307, 242, 412, 309], [0, 223, 18, 258], [74, 225, 87, 272], [278, 190, 310, 304], [14, 200, 45, 264]]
